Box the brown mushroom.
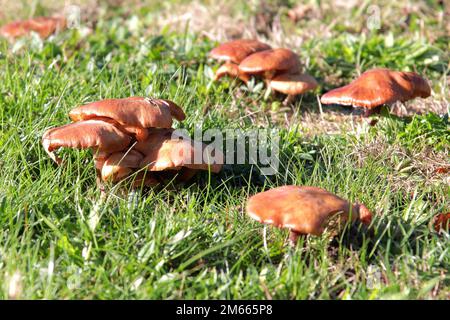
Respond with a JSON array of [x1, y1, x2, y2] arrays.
[[246, 185, 372, 245], [101, 150, 144, 182], [238, 48, 302, 80], [92, 150, 111, 190], [320, 68, 431, 116], [210, 39, 271, 64], [69, 97, 186, 141], [210, 39, 271, 82], [0, 16, 66, 40], [269, 73, 318, 105], [85, 116, 150, 142], [433, 213, 450, 233], [93, 151, 111, 170], [42, 120, 132, 165], [214, 61, 250, 83], [135, 128, 223, 176]]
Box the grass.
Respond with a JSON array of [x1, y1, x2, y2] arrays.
[[0, 0, 449, 299]]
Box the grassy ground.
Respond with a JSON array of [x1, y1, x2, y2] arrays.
[[0, 0, 448, 299]]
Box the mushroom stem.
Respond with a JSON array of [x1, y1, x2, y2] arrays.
[[95, 170, 106, 195], [263, 225, 269, 252], [283, 94, 295, 106], [238, 73, 250, 84], [288, 230, 304, 246], [263, 70, 276, 80]]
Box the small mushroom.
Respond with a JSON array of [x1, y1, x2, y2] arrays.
[[269, 73, 318, 105], [69, 97, 186, 141], [42, 120, 132, 165], [210, 39, 272, 64], [320, 68, 431, 116], [246, 186, 372, 245], [214, 61, 250, 83], [0, 16, 66, 40], [101, 150, 144, 182], [135, 128, 223, 176], [210, 39, 271, 82], [433, 213, 450, 233], [238, 48, 302, 80]]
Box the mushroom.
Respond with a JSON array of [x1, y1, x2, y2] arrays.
[[101, 150, 144, 182], [433, 213, 450, 233], [42, 120, 132, 165], [210, 39, 272, 64], [320, 68, 431, 116], [268, 73, 318, 105], [238, 48, 302, 81], [135, 128, 223, 178], [69, 97, 186, 141], [0, 16, 66, 40], [42, 96, 215, 190], [214, 61, 250, 83], [210, 39, 271, 82], [93, 151, 111, 170], [246, 186, 372, 245]]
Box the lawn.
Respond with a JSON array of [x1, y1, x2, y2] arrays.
[[0, 0, 448, 299]]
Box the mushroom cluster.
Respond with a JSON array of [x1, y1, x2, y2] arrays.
[[210, 39, 318, 105], [210, 40, 431, 115], [42, 97, 223, 189], [246, 185, 372, 245], [0, 16, 66, 40]]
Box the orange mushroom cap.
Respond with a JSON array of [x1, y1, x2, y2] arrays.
[[247, 186, 372, 236], [238, 48, 301, 77], [210, 39, 271, 64], [101, 150, 144, 182], [69, 97, 186, 133], [84, 116, 150, 142], [214, 61, 250, 83], [320, 68, 431, 109], [135, 128, 223, 173], [0, 16, 66, 39], [42, 120, 132, 165], [269, 73, 318, 95]]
